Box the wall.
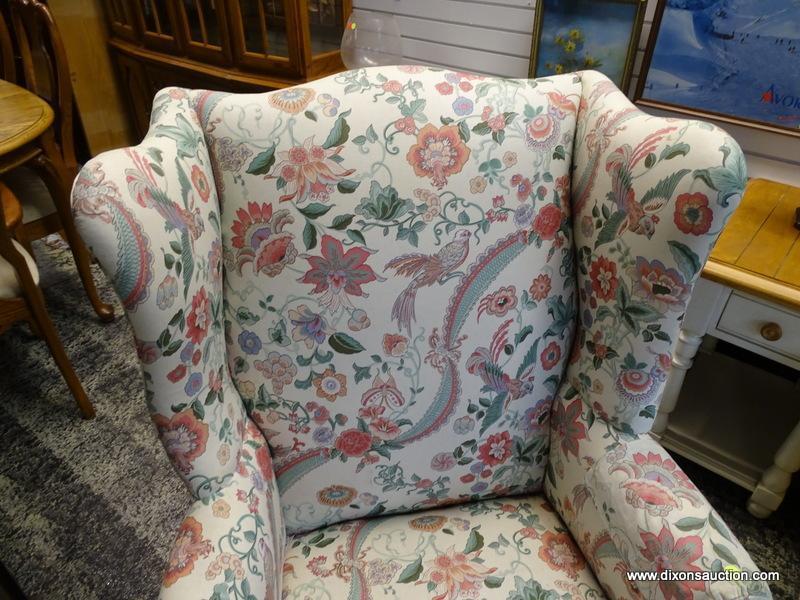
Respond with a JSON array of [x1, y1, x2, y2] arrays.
[[352, 0, 799, 184]]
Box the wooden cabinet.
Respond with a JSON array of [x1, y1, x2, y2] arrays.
[[100, 0, 351, 138]]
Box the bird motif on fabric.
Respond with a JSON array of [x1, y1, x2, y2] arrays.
[[385, 229, 471, 335], [125, 150, 205, 243], [605, 127, 681, 239], [466, 319, 534, 406]]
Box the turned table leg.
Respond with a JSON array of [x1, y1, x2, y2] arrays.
[[653, 279, 727, 437], [747, 419, 800, 518]]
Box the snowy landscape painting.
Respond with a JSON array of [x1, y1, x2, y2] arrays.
[[530, 0, 644, 91], [638, 0, 800, 135]]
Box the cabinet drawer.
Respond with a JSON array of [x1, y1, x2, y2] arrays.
[[716, 292, 800, 363]]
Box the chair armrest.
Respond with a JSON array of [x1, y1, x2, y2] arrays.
[[160, 421, 286, 599], [546, 400, 771, 599], [71, 87, 249, 498], [588, 433, 771, 598]]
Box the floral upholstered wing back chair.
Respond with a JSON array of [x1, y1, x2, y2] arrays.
[[72, 67, 769, 599]]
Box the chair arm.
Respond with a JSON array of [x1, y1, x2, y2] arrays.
[[546, 401, 771, 599], [160, 421, 286, 599], [71, 87, 249, 498]]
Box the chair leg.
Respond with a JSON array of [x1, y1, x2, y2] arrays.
[[24, 283, 95, 419], [30, 154, 115, 323]]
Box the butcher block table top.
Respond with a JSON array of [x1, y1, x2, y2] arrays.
[[704, 178, 800, 311]]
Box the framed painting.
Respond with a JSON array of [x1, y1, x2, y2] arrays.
[[636, 0, 800, 138], [529, 0, 646, 93]]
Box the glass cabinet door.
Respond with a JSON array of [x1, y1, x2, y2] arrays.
[[226, 0, 305, 77], [175, 0, 231, 64], [103, 0, 137, 41], [131, 0, 179, 52], [306, 0, 347, 55]]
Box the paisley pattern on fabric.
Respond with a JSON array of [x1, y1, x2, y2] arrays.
[[72, 66, 771, 598]]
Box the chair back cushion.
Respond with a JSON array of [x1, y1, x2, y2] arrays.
[[200, 66, 581, 533]]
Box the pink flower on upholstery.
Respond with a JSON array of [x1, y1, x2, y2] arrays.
[[382, 333, 408, 357], [395, 116, 416, 134], [255, 444, 274, 480], [589, 256, 618, 301], [552, 398, 587, 461], [268, 87, 315, 114], [406, 124, 470, 189], [537, 530, 586, 581], [254, 352, 297, 394], [163, 516, 212, 587], [478, 286, 517, 319], [418, 546, 496, 600], [528, 273, 552, 301], [313, 368, 348, 402], [334, 429, 373, 458], [289, 304, 328, 349], [525, 111, 559, 150], [231, 201, 297, 276], [629, 257, 689, 313], [531, 204, 563, 241], [137, 339, 159, 364], [614, 451, 700, 516], [511, 174, 532, 201], [435, 81, 454, 95], [272, 137, 355, 204], [190, 165, 211, 203], [300, 235, 379, 311], [167, 364, 187, 383], [186, 287, 211, 345], [431, 452, 456, 472], [478, 431, 512, 467], [674, 192, 713, 235], [382, 80, 403, 94], [615, 367, 659, 406], [369, 418, 401, 440], [638, 526, 705, 600], [153, 410, 209, 474], [540, 341, 562, 371]]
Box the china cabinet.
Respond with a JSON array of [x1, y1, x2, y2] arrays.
[[100, 0, 351, 137]]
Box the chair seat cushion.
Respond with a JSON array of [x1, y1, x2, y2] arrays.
[[283, 495, 606, 599], [0, 239, 39, 299]]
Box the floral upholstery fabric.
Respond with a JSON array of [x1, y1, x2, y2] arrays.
[[200, 67, 582, 534], [283, 495, 604, 600], [71, 66, 771, 598], [545, 398, 770, 599], [72, 90, 284, 599]]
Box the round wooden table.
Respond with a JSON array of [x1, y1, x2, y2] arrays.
[[0, 78, 114, 321]]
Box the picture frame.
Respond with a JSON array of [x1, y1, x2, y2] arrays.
[[635, 0, 800, 139], [529, 0, 646, 93]]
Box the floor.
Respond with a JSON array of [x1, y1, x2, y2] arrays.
[[0, 238, 797, 599]]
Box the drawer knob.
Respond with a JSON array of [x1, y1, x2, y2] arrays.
[[760, 322, 783, 342]]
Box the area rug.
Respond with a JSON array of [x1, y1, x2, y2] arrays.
[[0, 238, 797, 599]]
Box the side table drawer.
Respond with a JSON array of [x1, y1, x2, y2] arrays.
[[716, 292, 800, 364]]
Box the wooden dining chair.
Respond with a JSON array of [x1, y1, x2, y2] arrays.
[[3, 0, 114, 322], [0, 8, 15, 81], [0, 181, 93, 418]]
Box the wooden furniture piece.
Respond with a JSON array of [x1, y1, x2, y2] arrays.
[[100, 0, 351, 138], [0, 181, 94, 418], [1, 1, 114, 322], [655, 178, 800, 518]]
